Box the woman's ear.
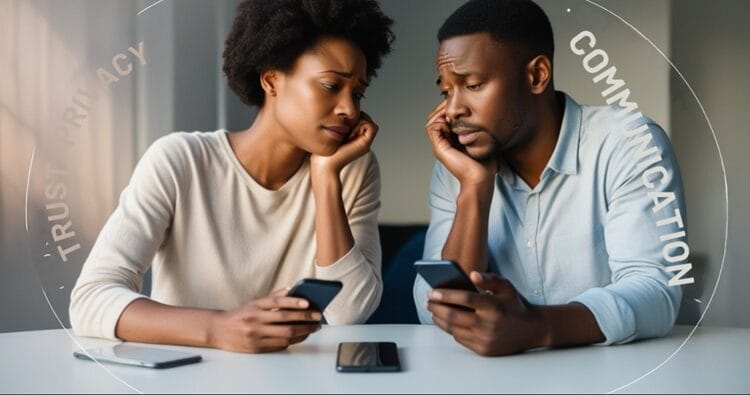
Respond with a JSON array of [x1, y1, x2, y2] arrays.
[[526, 55, 552, 95], [260, 70, 280, 97]]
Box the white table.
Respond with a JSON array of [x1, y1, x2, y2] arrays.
[[0, 325, 748, 393]]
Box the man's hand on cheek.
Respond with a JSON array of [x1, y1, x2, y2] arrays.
[[424, 101, 496, 187], [427, 272, 550, 356]]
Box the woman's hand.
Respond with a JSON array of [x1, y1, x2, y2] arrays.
[[310, 111, 379, 179], [207, 288, 322, 353]]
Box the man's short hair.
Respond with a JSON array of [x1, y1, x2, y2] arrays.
[[438, 0, 554, 61]]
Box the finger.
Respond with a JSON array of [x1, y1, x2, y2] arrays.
[[255, 295, 310, 311], [427, 100, 448, 121], [452, 334, 487, 356], [359, 111, 373, 122], [432, 314, 472, 336], [426, 109, 449, 128], [434, 316, 482, 349], [427, 301, 479, 327], [252, 323, 321, 339], [254, 337, 295, 351], [424, 120, 451, 147], [470, 272, 516, 301], [428, 288, 492, 310], [255, 309, 322, 324], [359, 121, 378, 145]]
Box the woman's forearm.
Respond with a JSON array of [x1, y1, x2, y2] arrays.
[[115, 298, 220, 347], [311, 171, 355, 266]]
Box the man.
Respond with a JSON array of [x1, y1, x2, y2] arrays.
[[414, 0, 686, 356]]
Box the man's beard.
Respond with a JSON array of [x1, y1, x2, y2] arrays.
[[467, 133, 502, 162]]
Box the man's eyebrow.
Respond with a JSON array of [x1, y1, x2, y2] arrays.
[[320, 70, 369, 87], [436, 71, 474, 86]]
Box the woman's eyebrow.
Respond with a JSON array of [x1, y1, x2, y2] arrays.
[[319, 70, 369, 87]]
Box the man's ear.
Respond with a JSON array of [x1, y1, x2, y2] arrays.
[[526, 55, 552, 94], [260, 70, 280, 97]]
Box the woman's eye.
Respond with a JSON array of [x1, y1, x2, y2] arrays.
[[321, 82, 339, 91], [353, 92, 366, 101]]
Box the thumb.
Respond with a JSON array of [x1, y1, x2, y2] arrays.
[[470, 271, 515, 299]]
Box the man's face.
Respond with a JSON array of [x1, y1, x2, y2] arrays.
[[436, 33, 532, 161]]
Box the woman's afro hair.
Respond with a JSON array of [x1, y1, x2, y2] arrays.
[[223, 0, 395, 107]]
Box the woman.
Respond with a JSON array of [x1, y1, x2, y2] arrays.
[[69, 0, 394, 353]]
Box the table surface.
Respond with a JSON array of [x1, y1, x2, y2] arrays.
[[0, 324, 748, 393]]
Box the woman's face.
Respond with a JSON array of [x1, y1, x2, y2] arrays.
[[271, 36, 369, 156]]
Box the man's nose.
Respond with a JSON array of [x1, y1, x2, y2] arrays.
[[445, 93, 469, 124]]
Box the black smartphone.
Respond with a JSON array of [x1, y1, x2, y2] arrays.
[[73, 344, 202, 369], [336, 342, 401, 372], [287, 278, 343, 313], [414, 259, 478, 292]]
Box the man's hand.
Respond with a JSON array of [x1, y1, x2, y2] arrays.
[[427, 272, 550, 356], [424, 101, 496, 187], [310, 111, 378, 179], [207, 288, 322, 353]]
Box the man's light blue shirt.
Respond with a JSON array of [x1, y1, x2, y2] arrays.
[[414, 93, 685, 345]]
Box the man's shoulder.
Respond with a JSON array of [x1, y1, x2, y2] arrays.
[[577, 102, 669, 156]]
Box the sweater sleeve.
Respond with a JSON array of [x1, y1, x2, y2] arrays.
[[314, 153, 383, 324], [69, 135, 183, 340]]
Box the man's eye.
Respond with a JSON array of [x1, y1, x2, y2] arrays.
[[353, 92, 366, 101], [467, 83, 482, 91]]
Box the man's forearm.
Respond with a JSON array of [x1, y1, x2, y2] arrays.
[[535, 302, 605, 348], [442, 181, 494, 274]]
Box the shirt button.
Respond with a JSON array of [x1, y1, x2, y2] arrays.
[[534, 289, 542, 296], [526, 240, 534, 248]]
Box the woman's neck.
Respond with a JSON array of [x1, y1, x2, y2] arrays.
[[228, 109, 308, 190]]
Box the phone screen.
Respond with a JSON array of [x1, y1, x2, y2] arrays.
[[74, 344, 202, 368], [287, 278, 342, 313], [336, 342, 401, 372], [414, 260, 478, 292]]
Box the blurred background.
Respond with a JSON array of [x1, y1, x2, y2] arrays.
[[0, 0, 747, 332]]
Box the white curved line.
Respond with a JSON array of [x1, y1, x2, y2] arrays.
[[38, 285, 143, 393], [579, 1, 730, 393], [137, 0, 166, 16], [25, 145, 36, 232]]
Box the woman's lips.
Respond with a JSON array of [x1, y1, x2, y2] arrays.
[[456, 130, 480, 145], [323, 126, 351, 141]]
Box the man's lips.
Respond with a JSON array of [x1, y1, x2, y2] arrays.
[[453, 129, 481, 145], [323, 125, 352, 141]]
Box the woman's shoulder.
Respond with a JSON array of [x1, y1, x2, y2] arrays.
[[142, 130, 226, 168], [341, 151, 380, 180]]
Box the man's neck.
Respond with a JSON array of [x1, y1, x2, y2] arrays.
[[505, 92, 565, 189]]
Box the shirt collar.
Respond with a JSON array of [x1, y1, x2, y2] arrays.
[[545, 92, 582, 176]]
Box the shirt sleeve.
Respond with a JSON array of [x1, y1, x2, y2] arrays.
[[69, 135, 183, 340], [414, 162, 461, 324], [571, 121, 684, 345], [314, 153, 383, 324]]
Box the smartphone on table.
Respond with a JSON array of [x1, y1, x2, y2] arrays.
[[336, 342, 401, 372], [73, 344, 201, 369], [414, 259, 479, 292]]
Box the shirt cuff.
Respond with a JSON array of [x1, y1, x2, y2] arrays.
[[313, 245, 367, 279], [101, 292, 148, 340], [570, 287, 638, 345]]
